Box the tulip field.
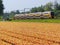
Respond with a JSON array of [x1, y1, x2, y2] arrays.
[[0, 22, 60, 45]]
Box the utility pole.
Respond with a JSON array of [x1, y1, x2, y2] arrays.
[[24, 8, 26, 15], [19, 8, 30, 15], [24, 8, 30, 15]]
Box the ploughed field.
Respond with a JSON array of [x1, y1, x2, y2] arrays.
[[0, 22, 60, 45]]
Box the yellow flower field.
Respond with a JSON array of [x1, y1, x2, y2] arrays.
[[0, 22, 60, 45]]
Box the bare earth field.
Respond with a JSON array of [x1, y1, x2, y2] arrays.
[[0, 22, 60, 45]]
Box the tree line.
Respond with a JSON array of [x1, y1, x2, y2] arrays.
[[0, 0, 60, 20], [30, 1, 60, 18], [9, 1, 60, 18]]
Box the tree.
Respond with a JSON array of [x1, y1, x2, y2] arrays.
[[30, 7, 38, 13], [30, 6, 44, 13], [44, 2, 53, 11], [15, 10, 20, 14], [0, 0, 4, 15], [9, 11, 16, 19], [3, 13, 9, 20], [37, 5, 44, 12], [53, 1, 60, 18], [54, 1, 60, 11]]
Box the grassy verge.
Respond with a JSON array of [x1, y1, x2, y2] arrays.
[[10, 19, 60, 23]]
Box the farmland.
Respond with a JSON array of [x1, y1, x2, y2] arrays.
[[0, 22, 60, 45]]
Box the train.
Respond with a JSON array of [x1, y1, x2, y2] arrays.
[[14, 11, 54, 20]]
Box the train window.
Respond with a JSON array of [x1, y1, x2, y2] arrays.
[[44, 13, 48, 14]]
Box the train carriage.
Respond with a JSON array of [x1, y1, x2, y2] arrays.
[[14, 11, 54, 20], [42, 11, 54, 18]]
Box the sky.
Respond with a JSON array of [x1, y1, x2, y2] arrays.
[[3, 0, 60, 13]]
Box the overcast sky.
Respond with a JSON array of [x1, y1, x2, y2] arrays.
[[3, 0, 60, 12]]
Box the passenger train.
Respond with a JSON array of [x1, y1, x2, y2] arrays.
[[14, 11, 54, 19]]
